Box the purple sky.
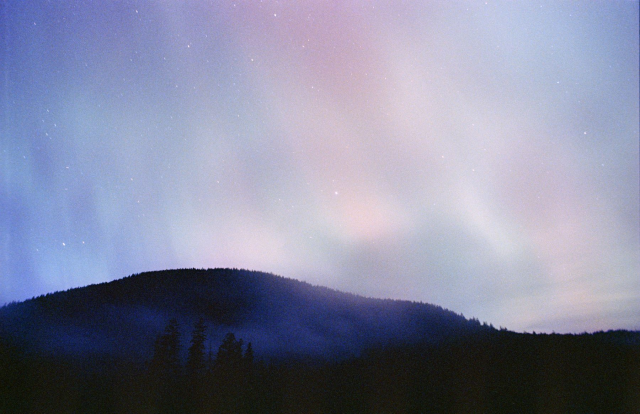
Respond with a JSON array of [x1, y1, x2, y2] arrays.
[[2, 1, 638, 333]]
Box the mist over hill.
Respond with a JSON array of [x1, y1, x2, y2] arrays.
[[0, 268, 487, 361], [1, 268, 639, 413]]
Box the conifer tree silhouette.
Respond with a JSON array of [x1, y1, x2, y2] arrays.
[[186, 318, 207, 379], [185, 318, 207, 413], [151, 318, 181, 378], [214, 332, 246, 413], [244, 342, 254, 367], [216, 332, 243, 367], [150, 318, 182, 413]]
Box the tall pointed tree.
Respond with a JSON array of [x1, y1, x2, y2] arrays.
[[216, 332, 243, 368], [151, 318, 181, 379], [214, 333, 247, 413], [150, 318, 182, 414], [185, 318, 207, 413], [244, 342, 254, 366], [186, 318, 207, 379]]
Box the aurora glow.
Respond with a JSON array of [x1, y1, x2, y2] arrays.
[[2, 1, 638, 333]]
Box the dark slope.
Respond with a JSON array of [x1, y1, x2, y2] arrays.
[[2, 269, 639, 413], [0, 268, 485, 361]]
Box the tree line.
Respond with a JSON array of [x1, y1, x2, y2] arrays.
[[146, 318, 262, 414], [1, 318, 638, 413]]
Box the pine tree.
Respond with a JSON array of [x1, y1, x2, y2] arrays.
[[184, 318, 207, 414], [216, 332, 243, 367], [243, 342, 254, 367], [186, 318, 207, 379], [151, 318, 181, 379], [149, 318, 182, 413], [214, 333, 247, 413]]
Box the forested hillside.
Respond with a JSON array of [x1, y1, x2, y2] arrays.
[[1, 268, 638, 413], [0, 268, 484, 361]]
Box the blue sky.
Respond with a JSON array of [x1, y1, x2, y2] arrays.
[[2, 1, 638, 333]]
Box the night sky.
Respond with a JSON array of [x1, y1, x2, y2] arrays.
[[2, 1, 638, 333]]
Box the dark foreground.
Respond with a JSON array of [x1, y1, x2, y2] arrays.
[[1, 326, 639, 414]]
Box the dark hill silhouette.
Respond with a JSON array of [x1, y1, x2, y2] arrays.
[[1, 268, 639, 413], [0, 268, 486, 361]]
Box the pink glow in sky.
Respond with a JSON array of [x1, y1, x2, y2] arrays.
[[2, 1, 638, 333]]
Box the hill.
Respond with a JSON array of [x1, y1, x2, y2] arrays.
[[0, 268, 484, 361], [1, 268, 638, 413]]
